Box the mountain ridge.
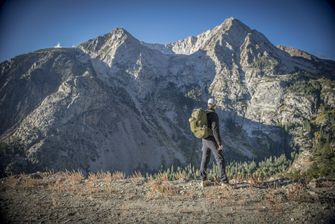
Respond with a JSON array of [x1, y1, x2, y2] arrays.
[[0, 17, 334, 176]]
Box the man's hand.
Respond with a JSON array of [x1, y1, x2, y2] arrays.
[[218, 144, 224, 151]]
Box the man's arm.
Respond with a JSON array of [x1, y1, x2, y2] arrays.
[[211, 113, 222, 146]]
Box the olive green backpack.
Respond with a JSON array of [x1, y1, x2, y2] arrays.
[[189, 108, 212, 138]]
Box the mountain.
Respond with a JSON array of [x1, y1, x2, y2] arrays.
[[1, 17, 334, 175]]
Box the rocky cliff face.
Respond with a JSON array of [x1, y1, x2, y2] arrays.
[[1, 17, 334, 175]]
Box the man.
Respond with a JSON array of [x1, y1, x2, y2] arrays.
[[200, 98, 229, 187]]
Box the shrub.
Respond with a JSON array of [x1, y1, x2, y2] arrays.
[[142, 154, 292, 182], [185, 88, 202, 101]]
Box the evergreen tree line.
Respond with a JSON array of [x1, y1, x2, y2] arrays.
[[150, 153, 294, 182], [303, 104, 335, 180]]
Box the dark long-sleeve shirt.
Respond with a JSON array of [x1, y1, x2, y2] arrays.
[[205, 108, 222, 145]]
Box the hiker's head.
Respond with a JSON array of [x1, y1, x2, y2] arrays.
[[207, 98, 216, 109]]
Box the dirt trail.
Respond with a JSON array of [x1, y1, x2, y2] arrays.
[[0, 172, 334, 223]]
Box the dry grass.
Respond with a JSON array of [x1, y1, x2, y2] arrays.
[[247, 175, 262, 187], [1, 175, 19, 189], [286, 183, 313, 202], [43, 171, 120, 195], [287, 183, 304, 201], [94, 171, 109, 180], [153, 172, 169, 182], [40, 170, 55, 178], [129, 171, 145, 184], [48, 178, 65, 193], [206, 184, 234, 200], [47, 171, 83, 193], [2, 169, 318, 205], [129, 171, 144, 179], [45, 171, 116, 195], [85, 172, 120, 194], [67, 171, 84, 185], [111, 171, 125, 180], [94, 172, 117, 194], [21, 175, 40, 188], [85, 173, 99, 194], [3, 174, 41, 189], [147, 179, 179, 196], [175, 170, 189, 181]]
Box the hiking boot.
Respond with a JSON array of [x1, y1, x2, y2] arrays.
[[215, 179, 229, 185], [201, 180, 210, 188]]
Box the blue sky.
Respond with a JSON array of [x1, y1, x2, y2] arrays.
[[0, 0, 334, 62]]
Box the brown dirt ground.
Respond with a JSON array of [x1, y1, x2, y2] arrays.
[[0, 172, 334, 224]]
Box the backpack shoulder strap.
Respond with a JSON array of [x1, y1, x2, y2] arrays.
[[205, 109, 214, 114]]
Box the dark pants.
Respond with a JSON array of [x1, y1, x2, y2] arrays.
[[200, 138, 228, 182]]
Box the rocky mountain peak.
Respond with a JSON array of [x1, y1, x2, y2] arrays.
[[79, 27, 139, 53], [217, 17, 251, 32], [78, 27, 142, 67], [111, 27, 130, 35], [106, 27, 139, 43], [142, 17, 258, 56], [160, 18, 255, 55]]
